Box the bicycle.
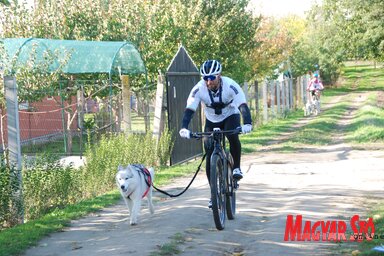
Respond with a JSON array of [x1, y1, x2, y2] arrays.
[[311, 89, 322, 115], [190, 127, 241, 230]]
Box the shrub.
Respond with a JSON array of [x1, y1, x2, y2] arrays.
[[22, 154, 81, 221]]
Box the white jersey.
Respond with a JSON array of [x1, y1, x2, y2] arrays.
[[185, 76, 246, 123], [307, 78, 324, 91]]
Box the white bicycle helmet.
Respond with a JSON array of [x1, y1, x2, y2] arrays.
[[200, 60, 222, 76]]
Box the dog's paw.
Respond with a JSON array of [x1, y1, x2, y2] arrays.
[[130, 217, 138, 225]]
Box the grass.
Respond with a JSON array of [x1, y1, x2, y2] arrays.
[[357, 206, 384, 256], [344, 92, 384, 143], [149, 233, 186, 256], [341, 64, 384, 91], [0, 191, 121, 256], [241, 91, 350, 152]]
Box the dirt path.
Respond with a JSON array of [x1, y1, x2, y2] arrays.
[[24, 92, 384, 256]]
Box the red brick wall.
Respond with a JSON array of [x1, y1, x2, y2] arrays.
[[0, 96, 78, 145]]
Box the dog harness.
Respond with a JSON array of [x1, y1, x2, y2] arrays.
[[132, 164, 152, 198]]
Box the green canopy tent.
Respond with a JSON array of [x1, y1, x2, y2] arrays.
[[1, 38, 148, 161], [1, 38, 146, 77]]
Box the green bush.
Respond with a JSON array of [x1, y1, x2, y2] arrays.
[[157, 127, 174, 166], [23, 154, 81, 221], [0, 158, 24, 229], [84, 130, 174, 197], [0, 162, 12, 228]]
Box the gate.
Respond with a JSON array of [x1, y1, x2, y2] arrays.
[[166, 46, 203, 165]]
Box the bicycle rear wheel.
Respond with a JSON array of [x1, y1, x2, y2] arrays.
[[210, 153, 226, 230], [225, 152, 236, 220]]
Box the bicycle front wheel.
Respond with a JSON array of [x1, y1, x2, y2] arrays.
[[225, 152, 236, 220], [210, 153, 226, 230]]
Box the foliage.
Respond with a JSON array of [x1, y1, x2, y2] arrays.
[[0, 160, 13, 228], [156, 126, 175, 166], [297, 0, 384, 84], [0, 0, 259, 86], [22, 154, 82, 220], [296, 3, 345, 84], [4, 46, 71, 102], [248, 16, 300, 79], [84, 131, 174, 196]]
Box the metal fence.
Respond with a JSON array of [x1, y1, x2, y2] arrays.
[[1, 78, 154, 158]]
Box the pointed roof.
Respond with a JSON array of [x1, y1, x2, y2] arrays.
[[166, 45, 199, 73]]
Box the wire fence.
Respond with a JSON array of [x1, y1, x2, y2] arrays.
[[0, 79, 154, 157]]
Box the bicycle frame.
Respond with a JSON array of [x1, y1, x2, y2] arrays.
[[191, 127, 240, 230]]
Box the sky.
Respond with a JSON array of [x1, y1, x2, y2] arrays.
[[249, 0, 320, 17]]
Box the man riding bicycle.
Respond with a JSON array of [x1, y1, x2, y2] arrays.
[[179, 60, 253, 206]]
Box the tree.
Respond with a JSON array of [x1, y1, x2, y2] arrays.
[[0, 0, 10, 5], [247, 15, 304, 80], [1, 0, 261, 152]]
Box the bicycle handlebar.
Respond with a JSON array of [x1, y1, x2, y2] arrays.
[[190, 127, 242, 139]]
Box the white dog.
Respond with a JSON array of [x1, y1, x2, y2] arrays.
[[116, 164, 155, 225], [304, 101, 312, 116]]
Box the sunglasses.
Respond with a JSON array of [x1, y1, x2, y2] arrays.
[[203, 75, 218, 81]]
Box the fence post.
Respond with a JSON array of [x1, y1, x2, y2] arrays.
[[296, 78, 300, 109], [121, 75, 132, 133], [282, 80, 285, 112], [4, 76, 24, 224], [153, 74, 166, 140], [59, 81, 68, 153], [144, 89, 151, 133], [285, 79, 289, 111], [276, 80, 281, 117], [254, 80, 259, 125], [77, 84, 85, 157], [243, 81, 248, 102], [270, 80, 275, 119], [302, 76, 307, 105], [289, 79, 293, 109], [263, 81, 268, 123]]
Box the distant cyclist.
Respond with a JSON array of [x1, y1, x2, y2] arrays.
[[307, 73, 324, 95], [179, 59, 252, 194]]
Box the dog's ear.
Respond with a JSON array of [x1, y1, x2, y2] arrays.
[[118, 165, 123, 171]]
